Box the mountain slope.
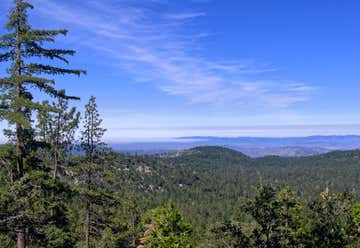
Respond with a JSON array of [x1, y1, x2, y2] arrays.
[[165, 146, 252, 167], [96, 147, 360, 236]]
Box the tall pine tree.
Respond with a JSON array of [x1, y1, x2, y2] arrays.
[[0, 1, 85, 247], [36, 90, 80, 179], [80, 96, 106, 248]]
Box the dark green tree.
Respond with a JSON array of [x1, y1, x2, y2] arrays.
[[141, 202, 194, 248], [242, 186, 305, 248], [36, 90, 80, 179], [0, 0, 85, 246], [350, 203, 360, 247], [79, 96, 107, 248], [210, 221, 251, 247], [244, 186, 281, 248], [0, 144, 17, 248], [0, 144, 16, 186], [275, 187, 303, 247], [300, 188, 358, 248], [80, 96, 107, 162]]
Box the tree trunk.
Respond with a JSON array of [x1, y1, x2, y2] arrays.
[[51, 123, 60, 217], [53, 147, 58, 179], [15, 10, 26, 248], [16, 124, 24, 177], [15, 7, 23, 179], [265, 226, 271, 248], [85, 197, 91, 248], [84, 109, 95, 248], [16, 222, 26, 248], [131, 222, 136, 247], [50, 149, 58, 218], [53, 111, 61, 179], [85, 168, 92, 248]]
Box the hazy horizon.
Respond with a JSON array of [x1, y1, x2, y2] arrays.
[[103, 124, 360, 143], [2, 124, 360, 143]]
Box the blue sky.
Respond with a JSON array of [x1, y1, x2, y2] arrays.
[[1, 0, 360, 141]]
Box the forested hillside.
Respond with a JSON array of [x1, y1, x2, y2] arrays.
[[125, 146, 360, 241], [1, 1, 360, 248], [4, 142, 360, 247]]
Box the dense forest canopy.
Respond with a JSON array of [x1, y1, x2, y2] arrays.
[[1, 1, 360, 248]]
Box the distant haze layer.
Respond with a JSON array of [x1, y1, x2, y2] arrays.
[[110, 135, 360, 157], [103, 124, 360, 142]]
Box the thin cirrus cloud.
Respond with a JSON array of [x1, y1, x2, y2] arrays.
[[27, 0, 313, 109], [164, 12, 206, 20]]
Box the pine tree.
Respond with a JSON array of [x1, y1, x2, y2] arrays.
[[0, 1, 85, 247], [37, 90, 80, 179], [81, 96, 106, 163], [275, 187, 303, 247], [210, 221, 251, 248], [244, 185, 281, 248], [80, 96, 107, 248], [301, 190, 358, 247], [35, 92, 80, 237], [141, 202, 194, 248], [0, 144, 16, 186]]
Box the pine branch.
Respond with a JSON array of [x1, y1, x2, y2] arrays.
[[0, 33, 16, 48], [0, 32, 16, 41], [21, 34, 55, 43], [0, 51, 15, 62], [34, 83, 59, 97], [21, 29, 69, 43], [0, 75, 54, 86], [17, 1, 34, 10], [12, 96, 44, 110], [26, 42, 76, 63], [0, 78, 14, 86], [57, 90, 81, 100], [30, 29, 68, 37], [27, 63, 87, 76], [2, 111, 31, 127]]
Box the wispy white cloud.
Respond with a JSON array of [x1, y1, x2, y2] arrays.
[[164, 12, 206, 20], [29, 0, 313, 109]]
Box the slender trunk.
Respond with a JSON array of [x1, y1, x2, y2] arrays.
[[51, 146, 58, 217], [51, 114, 60, 217], [53, 146, 58, 179], [266, 226, 271, 248], [131, 218, 137, 247], [15, 10, 26, 248], [85, 171, 91, 248], [53, 111, 61, 179], [15, 38, 22, 178], [85, 110, 94, 248], [50, 146, 58, 217], [85, 199, 91, 248], [16, 223, 26, 248], [16, 125, 23, 177], [90, 110, 94, 164], [15, 112, 26, 248], [15, 117, 26, 247]]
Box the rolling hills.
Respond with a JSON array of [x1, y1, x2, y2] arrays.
[[111, 135, 360, 157]]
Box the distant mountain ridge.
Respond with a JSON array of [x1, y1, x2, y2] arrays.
[[110, 135, 360, 157]]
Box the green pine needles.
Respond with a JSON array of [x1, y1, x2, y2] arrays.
[[0, 1, 85, 247], [0, 0, 86, 176]]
